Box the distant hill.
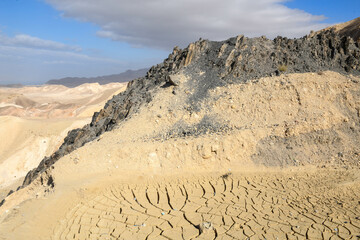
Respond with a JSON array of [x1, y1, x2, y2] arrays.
[[0, 84, 23, 88], [46, 68, 148, 88]]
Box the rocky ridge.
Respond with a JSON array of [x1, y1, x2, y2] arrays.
[[21, 29, 360, 189], [313, 17, 360, 43]]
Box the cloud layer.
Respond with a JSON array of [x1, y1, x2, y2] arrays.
[[0, 32, 125, 84], [46, 0, 328, 49], [0, 33, 81, 52]]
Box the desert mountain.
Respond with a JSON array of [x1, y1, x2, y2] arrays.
[[0, 84, 23, 88], [1, 19, 360, 239], [46, 68, 148, 88]]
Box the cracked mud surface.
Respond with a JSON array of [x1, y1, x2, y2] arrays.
[[53, 171, 360, 240]]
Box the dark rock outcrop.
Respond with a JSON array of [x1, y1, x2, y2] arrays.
[[338, 17, 360, 43], [22, 29, 360, 187]]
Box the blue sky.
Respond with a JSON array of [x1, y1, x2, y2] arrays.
[[284, 0, 360, 23], [0, 0, 358, 84]]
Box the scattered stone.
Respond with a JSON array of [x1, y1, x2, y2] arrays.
[[221, 172, 232, 179], [199, 222, 213, 233], [202, 154, 212, 159], [211, 145, 219, 153], [167, 74, 181, 86]]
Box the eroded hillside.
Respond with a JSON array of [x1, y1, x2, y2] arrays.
[[21, 28, 360, 187]]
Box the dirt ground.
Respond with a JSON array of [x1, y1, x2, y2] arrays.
[[0, 72, 360, 239], [1, 169, 360, 240]]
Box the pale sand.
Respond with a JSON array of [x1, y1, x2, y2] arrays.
[[0, 72, 360, 239], [0, 82, 127, 190], [0, 116, 90, 189], [0, 82, 127, 118]]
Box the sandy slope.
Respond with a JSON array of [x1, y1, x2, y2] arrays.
[[0, 71, 360, 239], [0, 116, 89, 188], [0, 83, 127, 192]]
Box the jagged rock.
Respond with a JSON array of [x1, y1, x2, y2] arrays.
[[313, 17, 360, 43], [218, 43, 228, 58], [167, 74, 181, 86]]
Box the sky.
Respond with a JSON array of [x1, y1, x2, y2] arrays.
[[0, 0, 359, 85]]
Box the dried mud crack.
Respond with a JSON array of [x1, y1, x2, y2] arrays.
[[53, 171, 360, 240]]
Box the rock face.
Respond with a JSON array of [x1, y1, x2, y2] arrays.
[[338, 17, 360, 43], [22, 29, 360, 187], [314, 17, 360, 44]]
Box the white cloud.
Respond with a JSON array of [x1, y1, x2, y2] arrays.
[[0, 33, 82, 52], [46, 0, 328, 49], [0, 31, 121, 64], [0, 34, 125, 84], [0, 45, 122, 64]]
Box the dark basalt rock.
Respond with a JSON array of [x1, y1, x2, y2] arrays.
[[21, 29, 360, 188]]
